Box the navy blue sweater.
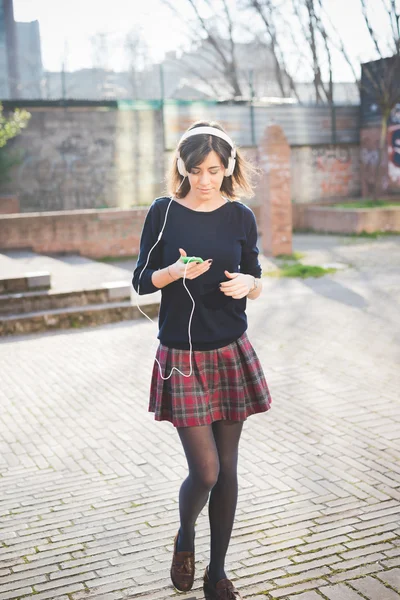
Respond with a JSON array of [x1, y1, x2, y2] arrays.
[[132, 196, 262, 350]]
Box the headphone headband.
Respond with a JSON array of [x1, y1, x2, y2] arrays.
[[178, 126, 235, 150]]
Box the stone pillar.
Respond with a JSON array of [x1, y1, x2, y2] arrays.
[[257, 124, 292, 256]]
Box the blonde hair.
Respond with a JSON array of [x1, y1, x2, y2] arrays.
[[166, 120, 258, 200]]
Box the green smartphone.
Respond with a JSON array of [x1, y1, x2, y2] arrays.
[[180, 256, 204, 264]]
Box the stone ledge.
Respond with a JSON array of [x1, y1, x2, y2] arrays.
[[0, 283, 132, 316], [0, 271, 51, 294], [0, 301, 160, 336], [293, 205, 400, 234]]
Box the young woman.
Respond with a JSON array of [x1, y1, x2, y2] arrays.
[[132, 121, 272, 600]]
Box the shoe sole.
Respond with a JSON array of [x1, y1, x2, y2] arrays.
[[203, 580, 215, 599], [171, 569, 193, 592]]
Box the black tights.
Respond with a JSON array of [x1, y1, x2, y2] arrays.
[[176, 420, 244, 585]]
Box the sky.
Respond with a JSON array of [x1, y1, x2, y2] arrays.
[[13, 0, 190, 70], [13, 0, 394, 82]]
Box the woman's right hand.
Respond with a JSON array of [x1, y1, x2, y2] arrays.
[[169, 248, 213, 280]]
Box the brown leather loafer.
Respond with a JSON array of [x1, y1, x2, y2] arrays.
[[203, 566, 244, 599], [170, 531, 195, 592]]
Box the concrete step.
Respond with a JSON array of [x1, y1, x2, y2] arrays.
[[0, 271, 51, 294], [0, 300, 160, 336], [0, 281, 132, 316]]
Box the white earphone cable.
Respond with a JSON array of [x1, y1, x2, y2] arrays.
[[134, 183, 196, 379]]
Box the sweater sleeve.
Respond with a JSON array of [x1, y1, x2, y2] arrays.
[[132, 201, 163, 295], [240, 207, 262, 278]]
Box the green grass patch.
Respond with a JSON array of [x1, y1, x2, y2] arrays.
[[97, 255, 138, 263], [69, 317, 83, 329], [272, 263, 336, 278], [275, 251, 305, 261], [348, 229, 400, 238], [266, 251, 337, 278], [335, 199, 400, 209], [294, 228, 400, 237]]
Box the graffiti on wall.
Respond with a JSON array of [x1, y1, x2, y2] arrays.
[[311, 146, 353, 197], [1, 110, 163, 212], [360, 127, 388, 196], [388, 105, 400, 187], [388, 125, 400, 185], [291, 145, 359, 202], [359, 104, 400, 195], [16, 134, 116, 211]]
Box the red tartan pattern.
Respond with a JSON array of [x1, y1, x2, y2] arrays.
[[149, 332, 272, 427]]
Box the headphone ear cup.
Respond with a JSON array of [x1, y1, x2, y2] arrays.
[[177, 153, 188, 177], [225, 150, 236, 177]]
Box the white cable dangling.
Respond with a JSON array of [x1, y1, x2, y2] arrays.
[[134, 176, 196, 379]]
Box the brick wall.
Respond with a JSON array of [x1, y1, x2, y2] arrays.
[[0, 104, 363, 216], [0, 208, 149, 258], [1, 200, 399, 259], [0, 106, 165, 213], [291, 145, 360, 203], [296, 205, 400, 233]]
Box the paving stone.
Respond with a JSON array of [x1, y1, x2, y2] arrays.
[[349, 575, 400, 599], [1, 234, 400, 599], [288, 593, 326, 600], [318, 582, 367, 599], [377, 568, 400, 593], [326, 563, 385, 584], [269, 578, 328, 597]]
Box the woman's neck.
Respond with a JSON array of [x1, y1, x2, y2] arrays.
[[180, 192, 227, 212]]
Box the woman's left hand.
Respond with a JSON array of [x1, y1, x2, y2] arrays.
[[219, 271, 254, 299]]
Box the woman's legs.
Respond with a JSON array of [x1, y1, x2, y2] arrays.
[[208, 420, 244, 584], [176, 424, 220, 552], [175, 419, 244, 585]]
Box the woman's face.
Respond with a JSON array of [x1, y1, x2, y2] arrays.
[[187, 150, 225, 199]]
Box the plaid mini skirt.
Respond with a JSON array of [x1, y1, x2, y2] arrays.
[[149, 331, 272, 427]]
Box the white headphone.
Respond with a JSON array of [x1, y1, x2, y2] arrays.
[[176, 126, 237, 178]]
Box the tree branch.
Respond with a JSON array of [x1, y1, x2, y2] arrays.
[[389, 0, 400, 54], [178, 57, 222, 97], [186, 0, 230, 69], [360, 0, 384, 57], [249, 0, 291, 97], [161, 0, 242, 97], [318, 0, 360, 87]]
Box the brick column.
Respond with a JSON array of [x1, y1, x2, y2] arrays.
[[257, 124, 292, 256]]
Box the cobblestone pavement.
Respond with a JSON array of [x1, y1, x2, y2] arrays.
[[0, 234, 400, 600]]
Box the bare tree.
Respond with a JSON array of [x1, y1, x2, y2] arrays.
[[388, 0, 400, 54], [290, 0, 326, 103], [360, 0, 400, 58], [244, 0, 350, 108], [161, 0, 243, 98], [360, 0, 400, 198], [317, 2, 360, 87], [91, 32, 111, 71], [124, 29, 149, 99], [59, 40, 79, 100], [90, 32, 113, 98], [245, 0, 301, 100]]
